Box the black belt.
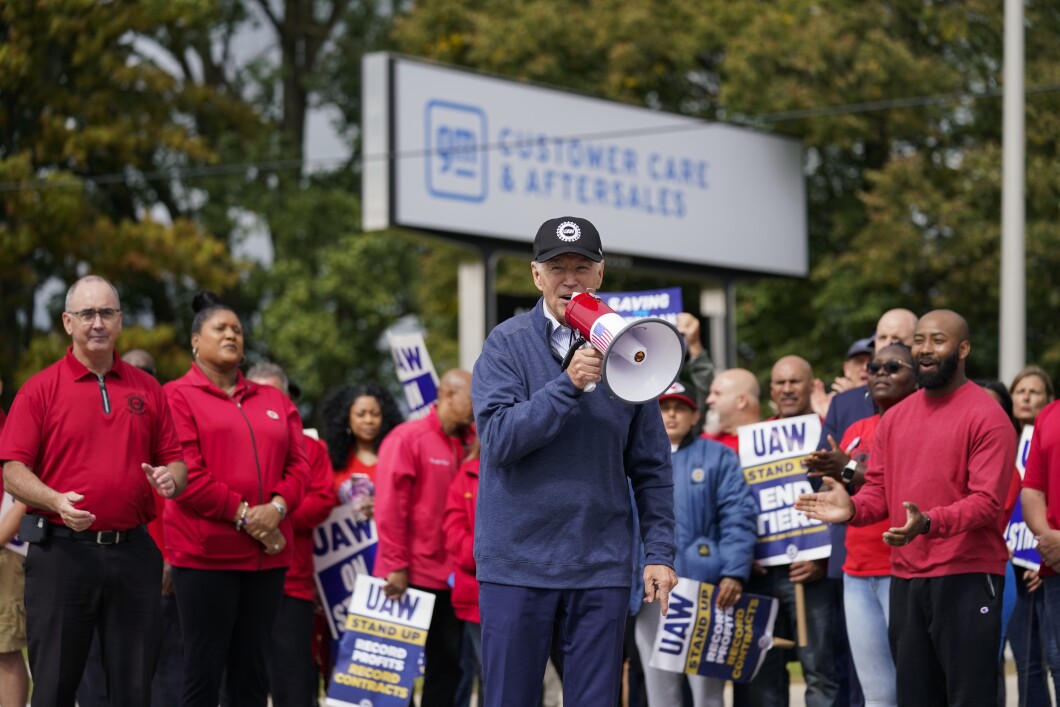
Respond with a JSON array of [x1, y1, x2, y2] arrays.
[[48, 525, 147, 545]]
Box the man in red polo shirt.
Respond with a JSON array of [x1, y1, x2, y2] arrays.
[[0, 275, 187, 707]]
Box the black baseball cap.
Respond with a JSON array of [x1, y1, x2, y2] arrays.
[[533, 216, 604, 262]]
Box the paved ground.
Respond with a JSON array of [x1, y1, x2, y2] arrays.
[[467, 655, 1040, 706]]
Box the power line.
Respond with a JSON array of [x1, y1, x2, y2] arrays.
[[1, 82, 1058, 194]]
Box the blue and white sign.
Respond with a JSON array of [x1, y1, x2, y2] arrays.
[[1007, 426, 1040, 571], [426, 100, 488, 202], [363, 54, 807, 277], [388, 331, 439, 420], [597, 287, 682, 325], [314, 504, 379, 640], [649, 577, 779, 683], [738, 415, 831, 566], [326, 576, 435, 707]]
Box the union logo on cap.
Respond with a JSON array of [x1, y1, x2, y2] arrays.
[[556, 221, 581, 242]]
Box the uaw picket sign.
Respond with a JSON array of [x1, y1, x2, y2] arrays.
[[326, 575, 435, 707], [1006, 426, 1040, 571], [387, 331, 439, 419], [314, 504, 379, 639], [738, 415, 831, 565], [649, 577, 779, 682]]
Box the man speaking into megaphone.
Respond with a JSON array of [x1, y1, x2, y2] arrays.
[[471, 216, 678, 707]]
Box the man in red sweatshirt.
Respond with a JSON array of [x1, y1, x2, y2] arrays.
[[374, 368, 475, 707], [796, 309, 1017, 705]]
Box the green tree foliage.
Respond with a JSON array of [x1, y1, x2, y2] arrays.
[[0, 1, 247, 395], [248, 178, 467, 407], [6, 0, 1059, 415], [144, 1, 451, 412], [392, 0, 1060, 386]]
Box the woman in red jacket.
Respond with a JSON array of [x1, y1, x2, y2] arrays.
[[164, 292, 310, 707], [443, 443, 482, 687]]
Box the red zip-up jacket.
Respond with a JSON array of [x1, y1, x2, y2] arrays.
[[163, 365, 310, 571], [443, 457, 480, 622], [284, 435, 335, 601], [373, 405, 471, 589]]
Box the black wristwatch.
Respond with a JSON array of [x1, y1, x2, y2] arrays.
[[841, 459, 858, 483], [922, 513, 931, 535]]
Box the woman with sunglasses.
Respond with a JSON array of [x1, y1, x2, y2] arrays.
[[804, 344, 917, 707]]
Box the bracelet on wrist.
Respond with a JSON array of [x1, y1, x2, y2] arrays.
[[235, 501, 249, 531]]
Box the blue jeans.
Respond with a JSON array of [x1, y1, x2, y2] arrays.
[[1029, 575, 1060, 705], [843, 575, 895, 707]]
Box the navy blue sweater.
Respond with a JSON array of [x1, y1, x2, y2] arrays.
[[471, 299, 676, 589]]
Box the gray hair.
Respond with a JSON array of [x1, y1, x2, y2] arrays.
[[65, 275, 120, 310], [246, 361, 289, 394]]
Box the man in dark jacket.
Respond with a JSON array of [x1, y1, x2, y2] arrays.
[[472, 216, 677, 707]]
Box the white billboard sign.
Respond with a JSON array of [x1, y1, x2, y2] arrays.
[[363, 53, 807, 277]]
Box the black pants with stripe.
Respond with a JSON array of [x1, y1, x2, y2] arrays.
[[889, 573, 1004, 706]]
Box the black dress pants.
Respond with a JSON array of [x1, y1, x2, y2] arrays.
[[267, 594, 319, 707], [172, 566, 286, 707], [415, 586, 465, 707], [25, 529, 162, 707]]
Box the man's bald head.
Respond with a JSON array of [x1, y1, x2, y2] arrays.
[[919, 309, 969, 341], [912, 309, 971, 395], [770, 355, 814, 418], [707, 368, 761, 433], [437, 369, 474, 436], [439, 369, 471, 394], [875, 308, 918, 353], [121, 349, 157, 378]]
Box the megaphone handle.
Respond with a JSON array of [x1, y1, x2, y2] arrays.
[[561, 336, 596, 394]]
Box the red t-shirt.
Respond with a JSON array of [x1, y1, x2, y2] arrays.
[[841, 416, 892, 576], [333, 456, 377, 498], [0, 407, 6, 498], [0, 349, 182, 530], [1022, 401, 1060, 576], [851, 383, 1017, 579]]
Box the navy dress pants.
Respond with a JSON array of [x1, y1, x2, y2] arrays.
[[479, 582, 628, 707]]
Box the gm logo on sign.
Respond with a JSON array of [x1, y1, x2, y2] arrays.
[[425, 100, 488, 202]]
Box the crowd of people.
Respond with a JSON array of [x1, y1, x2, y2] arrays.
[[0, 214, 1059, 707]]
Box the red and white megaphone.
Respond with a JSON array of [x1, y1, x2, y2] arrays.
[[563, 292, 686, 404]]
